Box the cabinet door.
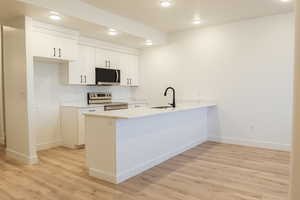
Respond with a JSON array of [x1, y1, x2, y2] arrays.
[[119, 54, 131, 86], [65, 45, 95, 85], [95, 48, 108, 68], [121, 55, 139, 87], [68, 60, 85, 85], [67, 45, 87, 85], [78, 107, 104, 145], [130, 55, 139, 86], [82, 46, 96, 85], [31, 31, 58, 59], [107, 51, 120, 69], [78, 110, 86, 146], [58, 37, 78, 61]]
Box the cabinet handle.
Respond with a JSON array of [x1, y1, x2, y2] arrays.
[[80, 75, 83, 83], [59, 48, 61, 58], [53, 48, 56, 57], [84, 75, 87, 83]]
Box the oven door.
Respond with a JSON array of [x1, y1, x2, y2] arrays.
[[96, 68, 120, 85]]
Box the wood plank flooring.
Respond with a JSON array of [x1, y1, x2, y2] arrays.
[[0, 142, 290, 200]]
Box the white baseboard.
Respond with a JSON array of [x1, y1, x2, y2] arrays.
[[36, 140, 63, 151], [89, 168, 117, 184], [208, 137, 291, 151], [5, 148, 39, 164]]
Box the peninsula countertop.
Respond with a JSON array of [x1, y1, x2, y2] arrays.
[[61, 99, 148, 108], [83, 102, 216, 119]]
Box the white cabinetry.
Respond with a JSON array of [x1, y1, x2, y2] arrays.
[[95, 48, 120, 69], [31, 31, 78, 61], [60, 106, 104, 148], [66, 45, 95, 85], [30, 21, 139, 87], [120, 54, 139, 86]]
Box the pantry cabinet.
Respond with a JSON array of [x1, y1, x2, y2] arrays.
[[31, 31, 78, 61]]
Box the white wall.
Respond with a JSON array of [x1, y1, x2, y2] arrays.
[[134, 13, 294, 150], [34, 61, 133, 150], [290, 1, 300, 199], [0, 26, 4, 145], [3, 20, 38, 164]]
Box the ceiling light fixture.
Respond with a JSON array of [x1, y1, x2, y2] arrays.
[[108, 28, 118, 36], [49, 11, 61, 21], [160, 0, 172, 8], [192, 19, 202, 25], [280, 0, 290, 2], [145, 40, 153, 46]]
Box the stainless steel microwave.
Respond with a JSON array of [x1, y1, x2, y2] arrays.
[[95, 68, 120, 85]]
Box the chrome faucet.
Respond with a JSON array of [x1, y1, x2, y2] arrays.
[[164, 87, 176, 108]]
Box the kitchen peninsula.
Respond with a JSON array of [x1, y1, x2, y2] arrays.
[[84, 103, 216, 184]]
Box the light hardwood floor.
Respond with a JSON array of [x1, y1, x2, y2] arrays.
[[0, 142, 290, 200]]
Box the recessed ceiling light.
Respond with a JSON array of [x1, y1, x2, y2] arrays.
[[49, 11, 61, 21], [160, 0, 172, 7], [192, 19, 202, 25], [280, 0, 290, 2], [145, 40, 153, 46], [108, 28, 118, 36]]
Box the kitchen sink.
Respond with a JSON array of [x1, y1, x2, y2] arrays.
[[151, 106, 173, 109]]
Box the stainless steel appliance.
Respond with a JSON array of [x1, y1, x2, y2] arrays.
[[95, 68, 120, 85], [87, 92, 112, 105], [104, 103, 128, 111], [87, 92, 128, 111]]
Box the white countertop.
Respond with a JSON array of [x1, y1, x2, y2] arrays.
[[61, 100, 148, 108], [83, 102, 216, 119]]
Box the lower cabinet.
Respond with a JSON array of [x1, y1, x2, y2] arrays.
[[60, 106, 103, 148]]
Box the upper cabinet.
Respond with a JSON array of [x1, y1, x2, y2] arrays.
[[30, 20, 139, 87], [95, 48, 120, 69], [31, 31, 78, 61], [120, 54, 139, 87], [66, 45, 95, 85]]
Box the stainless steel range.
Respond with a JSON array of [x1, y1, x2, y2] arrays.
[[87, 92, 128, 111]]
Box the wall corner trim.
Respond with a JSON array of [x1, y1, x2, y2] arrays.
[[0, 137, 4, 145], [5, 148, 39, 164]]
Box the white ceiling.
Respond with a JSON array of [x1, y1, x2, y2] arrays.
[[0, 0, 294, 48], [82, 0, 294, 33], [0, 0, 148, 48]]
